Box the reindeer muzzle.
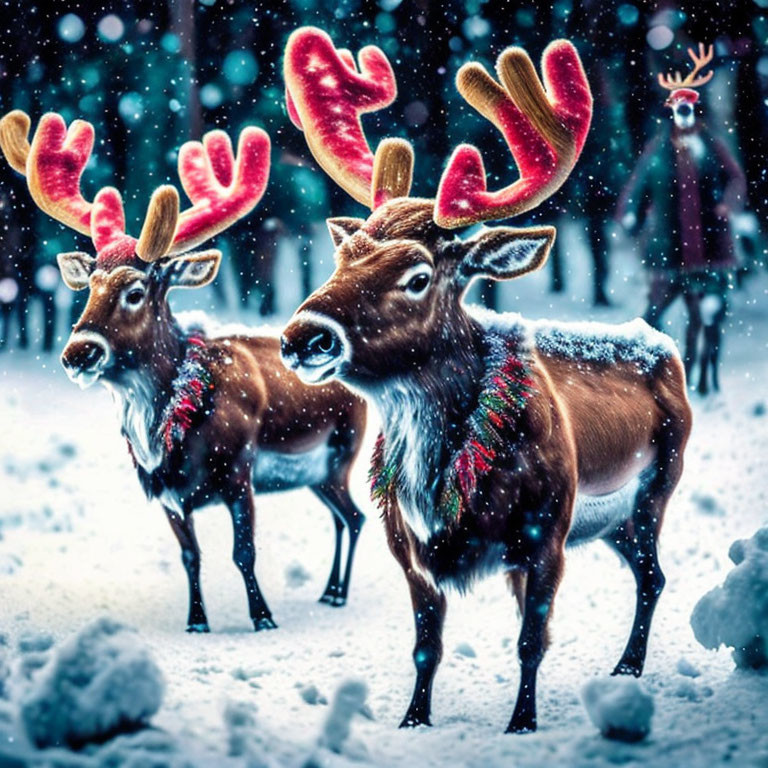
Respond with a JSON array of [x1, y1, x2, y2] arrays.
[[61, 330, 111, 389], [281, 311, 348, 385]]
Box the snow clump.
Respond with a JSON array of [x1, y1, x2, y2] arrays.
[[320, 679, 368, 753], [691, 527, 768, 669], [581, 676, 654, 742], [20, 617, 164, 748]]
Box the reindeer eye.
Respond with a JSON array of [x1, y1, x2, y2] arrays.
[[398, 263, 433, 299], [124, 288, 145, 307], [404, 272, 431, 297]]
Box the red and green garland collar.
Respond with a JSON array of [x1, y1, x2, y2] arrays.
[[126, 332, 215, 467], [160, 333, 215, 454], [369, 337, 535, 525]]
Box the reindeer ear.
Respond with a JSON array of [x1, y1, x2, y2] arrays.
[[57, 251, 95, 290], [162, 249, 222, 290], [327, 217, 365, 247], [459, 226, 555, 281]]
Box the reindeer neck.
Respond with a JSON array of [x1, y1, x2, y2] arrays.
[[370, 312, 489, 541], [135, 313, 187, 396], [105, 312, 201, 472], [377, 310, 483, 416]]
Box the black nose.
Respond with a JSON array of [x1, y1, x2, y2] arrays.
[[281, 322, 342, 368], [308, 327, 340, 357], [62, 340, 105, 372], [677, 104, 693, 117]]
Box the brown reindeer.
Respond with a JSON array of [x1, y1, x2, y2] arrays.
[[280, 28, 692, 732], [0, 109, 367, 632]]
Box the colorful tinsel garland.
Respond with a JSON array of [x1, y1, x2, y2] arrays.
[[160, 333, 215, 454], [369, 337, 535, 526]]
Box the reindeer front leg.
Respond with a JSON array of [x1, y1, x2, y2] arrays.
[[507, 542, 565, 733], [224, 484, 277, 631], [400, 573, 447, 728], [163, 507, 209, 632], [385, 513, 447, 728]]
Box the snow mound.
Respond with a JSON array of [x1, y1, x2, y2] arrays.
[[581, 677, 654, 742], [20, 617, 165, 748], [319, 679, 368, 754], [676, 657, 701, 678], [0, 640, 9, 700], [285, 561, 312, 589], [691, 527, 768, 669], [223, 700, 279, 768], [298, 683, 327, 706]]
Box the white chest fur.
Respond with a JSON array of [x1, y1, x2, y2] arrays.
[[104, 374, 163, 472], [376, 380, 446, 544]]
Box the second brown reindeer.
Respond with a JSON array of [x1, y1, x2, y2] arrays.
[[0, 110, 367, 632], [281, 27, 692, 732]]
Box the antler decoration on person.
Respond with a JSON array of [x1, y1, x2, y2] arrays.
[[658, 42, 714, 91], [434, 40, 592, 229], [0, 110, 270, 267], [284, 26, 408, 208]]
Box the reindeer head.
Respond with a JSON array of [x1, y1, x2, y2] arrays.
[[658, 43, 714, 129], [279, 27, 591, 386], [0, 111, 270, 387]]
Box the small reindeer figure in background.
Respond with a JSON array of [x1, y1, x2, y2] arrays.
[[281, 27, 692, 732], [618, 43, 746, 395], [0, 110, 367, 632]]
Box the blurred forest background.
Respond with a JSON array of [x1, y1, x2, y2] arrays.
[[0, 0, 764, 353]]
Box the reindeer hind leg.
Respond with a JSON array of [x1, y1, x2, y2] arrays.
[[313, 483, 365, 607], [313, 485, 345, 606], [605, 395, 689, 676], [226, 491, 277, 631]]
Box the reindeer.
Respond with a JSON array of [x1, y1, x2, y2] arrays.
[[0, 109, 367, 632], [280, 27, 692, 732]]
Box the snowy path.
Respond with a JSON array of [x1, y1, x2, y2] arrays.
[[1, 255, 767, 766]]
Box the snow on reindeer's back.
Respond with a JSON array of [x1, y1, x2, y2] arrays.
[[175, 310, 281, 340], [468, 306, 679, 373]]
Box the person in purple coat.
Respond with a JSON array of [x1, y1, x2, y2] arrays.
[[617, 44, 746, 394]]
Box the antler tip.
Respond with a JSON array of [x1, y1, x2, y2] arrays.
[[136, 184, 180, 263], [372, 137, 414, 209], [0, 109, 32, 174]]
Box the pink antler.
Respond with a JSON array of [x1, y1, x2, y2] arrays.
[[170, 126, 270, 254], [434, 40, 592, 229], [284, 26, 397, 207], [286, 47, 358, 130], [0, 111, 95, 236], [0, 109, 270, 264]]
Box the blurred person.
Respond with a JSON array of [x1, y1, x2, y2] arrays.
[[617, 44, 746, 395]]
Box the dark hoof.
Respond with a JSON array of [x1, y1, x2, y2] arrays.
[[186, 623, 210, 634], [254, 616, 278, 632], [506, 720, 537, 734], [319, 593, 347, 607], [612, 661, 642, 677], [399, 713, 431, 729]]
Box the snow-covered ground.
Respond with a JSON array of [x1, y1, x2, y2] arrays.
[[1, 227, 767, 766]]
